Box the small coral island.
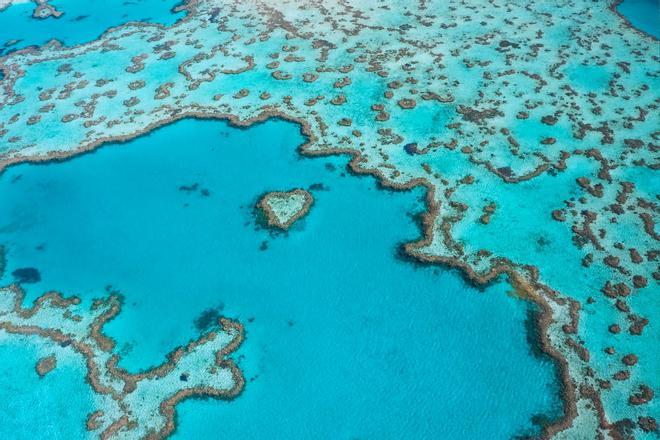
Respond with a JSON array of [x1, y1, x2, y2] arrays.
[[257, 189, 314, 231]]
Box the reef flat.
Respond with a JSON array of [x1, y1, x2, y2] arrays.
[[257, 189, 314, 230], [0, 284, 244, 439], [0, 0, 658, 438]]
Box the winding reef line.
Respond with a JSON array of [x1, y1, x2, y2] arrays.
[[0, 284, 245, 440], [0, 109, 578, 437]]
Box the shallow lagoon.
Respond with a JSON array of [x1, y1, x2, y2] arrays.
[[0, 334, 93, 440], [0, 117, 562, 438], [0, 0, 184, 54]]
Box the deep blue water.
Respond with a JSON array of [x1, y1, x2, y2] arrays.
[[0, 0, 184, 55], [0, 118, 562, 438], [617, 0, 660, 38]]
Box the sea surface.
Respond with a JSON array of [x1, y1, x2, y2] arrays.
[[0, 334, 92, 439], [0, 0, 657, 438], [0, 0, 184, 55], [616, 0, 660, 38], [0, 117, 561, 438]]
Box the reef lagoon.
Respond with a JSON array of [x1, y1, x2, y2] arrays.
[[0, 0, 658, 438], [0, 117, 562, 439]]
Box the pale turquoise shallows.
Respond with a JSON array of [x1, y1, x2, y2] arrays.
[[0, 118, 561, 439], [0, 335, 93, 440]]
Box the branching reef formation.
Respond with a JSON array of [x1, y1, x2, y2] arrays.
[[0, 285, 244, 439]]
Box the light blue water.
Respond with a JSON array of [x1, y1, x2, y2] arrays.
[[0, 336, 93, 440], [0, 118, 562, 438], [0, 0, 184, 54], [617, 0, 660, 38]]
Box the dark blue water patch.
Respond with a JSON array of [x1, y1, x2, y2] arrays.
[[0, 0, 186, 54], [616, 0, 660, 38], [0, 117, 562, 438], [193, 304, 224, 331], [11, 267, 41, 284]]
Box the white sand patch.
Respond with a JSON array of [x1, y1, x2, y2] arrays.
[[0, 0, 32, 11]]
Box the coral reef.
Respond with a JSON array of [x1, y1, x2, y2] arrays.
[[0, 285, 244, 439], [257, 189, 314, 230], [0, 0, 657, 437]]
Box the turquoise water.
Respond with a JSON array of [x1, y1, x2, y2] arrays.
[[0, 118, 561, 438], [0, 335, 93, 440], [1, 0, 655, 437], [0, 0, 184, 54], [617, 0, 660, 38]]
